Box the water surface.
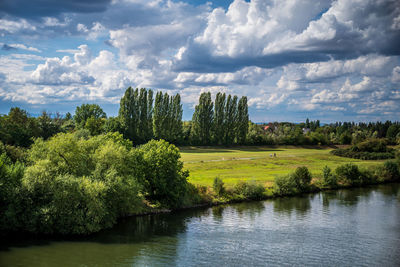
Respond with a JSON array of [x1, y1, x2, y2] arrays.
[[1, 184, 400, 266]]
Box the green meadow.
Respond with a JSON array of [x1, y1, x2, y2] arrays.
[[180, 146, 383, 187]]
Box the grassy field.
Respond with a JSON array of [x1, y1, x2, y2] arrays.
[[179, 146, 383, 187]]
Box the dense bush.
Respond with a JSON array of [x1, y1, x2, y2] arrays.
[[233, 181, 265, 200], [274, 175, 296, 195], [322, 166, 337, 187], [331, 138, 395, 160], [331, 148, 395, 160], [0, 153, 25, 232], [292, 166, 312, 191], [138, 139, 189, 208], [19, 132, 143, 234], [374, 160, 400, 182], [335, 164, 370, 185], [274, 166, 312, 195], [213, 177, 225, 197]]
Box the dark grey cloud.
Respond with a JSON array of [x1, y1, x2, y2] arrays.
[[0, 0, 111, 19], [173, 0, 400, 73]]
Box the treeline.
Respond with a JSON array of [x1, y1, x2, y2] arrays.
[[1, 87, 400, 152], [190, 92, 249, 145], [0, 88, 249, 156], [247, 120, 400, 146]]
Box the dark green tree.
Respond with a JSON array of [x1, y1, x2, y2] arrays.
[[213, 92, 226, 145], [191, 92, 213, 145], [237, 96, 249, 144], [74, 104, 106, 129], [224, 94, 238, 145], [153, 91, 163, 140]]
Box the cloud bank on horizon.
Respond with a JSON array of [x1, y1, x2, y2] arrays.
[[0, 0, 399, 122]]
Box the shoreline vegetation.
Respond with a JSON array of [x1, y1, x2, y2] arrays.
[[1, 132, 399, 237], [1, 87, 400, 237]]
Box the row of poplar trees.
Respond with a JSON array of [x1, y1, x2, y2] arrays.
[[191, 92, 249, 145], [118, 88, 249, 145], [118, 87, 183, 144]]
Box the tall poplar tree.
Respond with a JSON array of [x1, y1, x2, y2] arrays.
[[119, 87, 153, 144], [119, 87, 138, 141], [224, 94, 238, 145], [138, 88, 148, 143], [191, 92, 213, 145], [171, 94, 183, 143], [237, 96, 249, 144], [213, 92, 226, 145], [146, 89, 154, 140], [153, 91, 163, 140]]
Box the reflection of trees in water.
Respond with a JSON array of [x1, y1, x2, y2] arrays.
[[273, 195, 311, 216], [212, 205, 225, 221], [231, 201, 265, 220], [91, 208, 209, 244], [335, 187, 373, 206], [377, 183, 400, 197]]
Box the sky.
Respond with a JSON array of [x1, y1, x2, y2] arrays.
[[0, 0, 399, 122]]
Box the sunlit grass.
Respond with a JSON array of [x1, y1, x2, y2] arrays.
[[180, 146, 383, 187]]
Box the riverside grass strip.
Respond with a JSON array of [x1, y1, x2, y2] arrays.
[[180, 146, 383, 187]]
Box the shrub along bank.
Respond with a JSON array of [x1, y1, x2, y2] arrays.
[[1, 132, 399, 236], [331, 138, 395, 160]]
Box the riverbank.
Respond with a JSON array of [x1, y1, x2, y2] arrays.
[[133, 180, 400, 218]]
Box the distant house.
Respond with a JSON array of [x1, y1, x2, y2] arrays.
[[302, 128, 311, 134]]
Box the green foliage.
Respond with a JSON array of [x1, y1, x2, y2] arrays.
[[236, 96, 249, 145], [191, 92, 214, 145], [213, 92, 226, 145], [224, 95, 238, 145], [233, 181, 265, 200], [331, 138, 395, 160], [85, 117, 106, 136], [380, 160, 400, 181], [137, 139, 189, 208], [331, 148, 394, 160], [213, 177, 225, 197], [322, 166, 337, 187], [21, 132, 143, 234], [351, 138, 389, 153], [74, 104, 106, 129], [0, 153, 25, 232], [274, 175, 296, 195], [0, 107, 39, 147], [292, 166, 312, 191], [335, 163, 369, 185]]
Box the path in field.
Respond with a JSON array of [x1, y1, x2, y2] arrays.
[[179, 146, 383, 187]]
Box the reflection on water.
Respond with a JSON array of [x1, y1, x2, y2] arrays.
[[1, 184, 400, 267]]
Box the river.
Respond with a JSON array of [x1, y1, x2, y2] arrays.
[[1, 184, 400, 266]]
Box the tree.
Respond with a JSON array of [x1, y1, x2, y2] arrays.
[[213, 177, 225, 197], [237, 96, 249, 144], [224, 94, 238, 145], [171, 94, 183, 143], [292, 166, 312, 191], [22, 132, 143, 234], [0, 107, 39, 147], [119, 87, 154, 144], [74, 104, 106, 129], [119, 87, 139, 142], [213, 92, 226, 145], [191, 92, 213, 145], [137, 139, 189, 208]]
